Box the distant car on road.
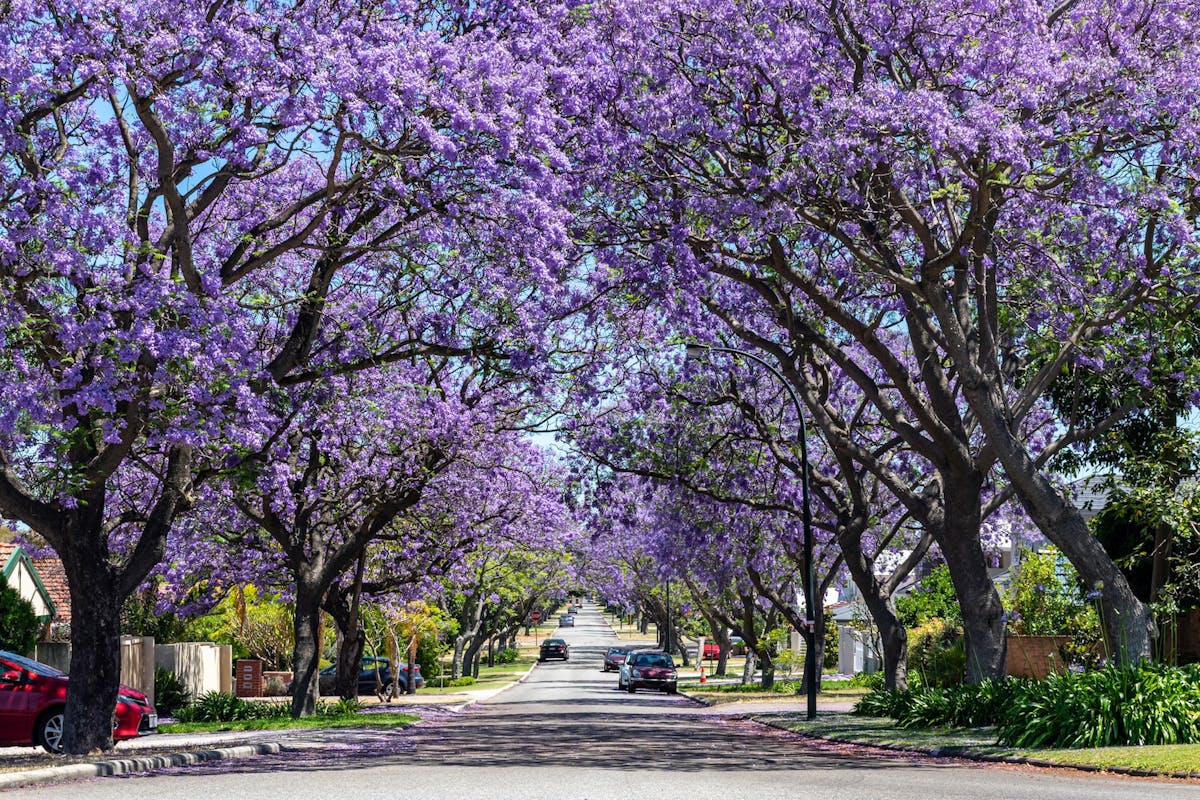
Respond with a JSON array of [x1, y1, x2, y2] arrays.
[[291, 656, 424, 697], [603, 646, 631, 672], [623, 650, 678, 694], [0, 650, 157, 753], [702, 642, 721, 659], [539, 638, 570, 662], [559, 614, 575, 627]]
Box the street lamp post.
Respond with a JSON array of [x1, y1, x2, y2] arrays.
[[685, 343, 818, 721]]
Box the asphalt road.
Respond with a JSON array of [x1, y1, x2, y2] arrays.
[[16, 604, 1200, 799]]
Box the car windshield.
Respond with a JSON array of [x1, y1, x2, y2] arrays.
[[1, 652, 66, 678], [637, 654, 674, 668], [543, 639, 565, 646], [607, 647, 628, 655]]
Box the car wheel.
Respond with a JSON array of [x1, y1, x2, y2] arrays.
[[36, 708, 66, 754], [627, 682, 636, 694], [538, 657, 545, 663]]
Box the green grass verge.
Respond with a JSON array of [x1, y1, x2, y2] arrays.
[[764, 713, 1200, 777], [684, 681, 870, 705], [160, 712, 418, 734], [1022, 745, 1200, 776]]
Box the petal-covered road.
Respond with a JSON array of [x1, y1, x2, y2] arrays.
[[19, 605, 1200, 800]]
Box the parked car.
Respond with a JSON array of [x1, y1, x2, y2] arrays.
[[603, 646, 631, 672], [539, 639, 570, 662], [702, 642, 721, 659], [616, 648, 650, 689], [624, 650, 678, 694], [559, 614, 575, 627], [304, 656, 424, 696], [0, 650, 157, 753]]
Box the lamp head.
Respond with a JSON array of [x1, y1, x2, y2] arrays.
[[684, 343, 708, 358]]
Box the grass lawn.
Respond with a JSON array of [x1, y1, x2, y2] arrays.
[[160, 711, 419, 734], [684, 680, 871, 705], [1023, 745, 1200, 776], [420, 656, 538, 693], [767, 714, 1200, 777]]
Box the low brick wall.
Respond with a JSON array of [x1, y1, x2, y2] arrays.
[[1006, 635, 1070, 679]]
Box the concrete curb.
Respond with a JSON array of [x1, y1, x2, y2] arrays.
[[0, 742, 283, 791], [748, 716, 1200, 782], [443, 661, 540, 713]]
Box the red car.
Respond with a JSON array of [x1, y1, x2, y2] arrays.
[[603, 646, 631, 672], [702, 642, 721, 659], [625, 650, 678, 694], [0, 650, 158, 752]]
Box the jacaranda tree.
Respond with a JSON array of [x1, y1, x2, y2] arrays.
[[0, 0, 577, 751]]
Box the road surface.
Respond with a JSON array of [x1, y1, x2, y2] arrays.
[[15, 603, 1200, 799]]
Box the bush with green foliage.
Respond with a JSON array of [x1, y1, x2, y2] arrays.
[[447, 675, 476, 687], [853, 688, 913, 718], [176, 692, 354, 723], [895, 565, 961, 628], [906, 618, 964, 687], [153, 666, 191, 717], [856, 662, 1200, 748], [823, 623, 839, 670], [998, 662, 1200, 748], [0, 581, 39, 655], [846, 671, 885, 691], [897, 680, 1019, 729], [495, 647, 520, 665], [1004, 547, 1099, 637]]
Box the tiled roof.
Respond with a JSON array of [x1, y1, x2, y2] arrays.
[[31, 556, 70, 624]]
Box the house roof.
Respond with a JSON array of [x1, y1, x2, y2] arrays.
[[1, 543, 57, 622], [31, 555, 70, 625], [1070, 474, 1116, 520]]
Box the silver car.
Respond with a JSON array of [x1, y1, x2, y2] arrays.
[[616, 648, 650, 690]]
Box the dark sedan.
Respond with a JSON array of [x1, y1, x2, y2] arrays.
[[603, 646, 630, 672], [625, 650, 677, 694], [538, 638, 570, 662]]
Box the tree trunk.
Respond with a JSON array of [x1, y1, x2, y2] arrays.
[[963, 377, 1155, 662], [741, 650, 756, 684], [290, 587, 323, 718], [838, 524, 911, 690], [324, 590, 365, 701], [935, 475, 1006, 684], [464, 636, 485, 677], [61, 565, 124, 753]]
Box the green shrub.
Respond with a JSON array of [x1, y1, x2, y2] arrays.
[[998, 662, 1200, 748], [153, 667, 191, 717], [447, 676, 476, 687], [907, 619, 964, 687], [896, 680, 1018, 729], [847, 671, 885, 690], [331, 697, 362, 715], [853, 688, 912, 718], [896, 565, 961, 627], [0, 581, 38, 655], [495, 647, 520, 665]]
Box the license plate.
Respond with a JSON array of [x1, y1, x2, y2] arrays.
[[147, 713, 158, 729]]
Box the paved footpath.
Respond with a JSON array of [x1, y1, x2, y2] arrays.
[[7, 605, 1200, 799]]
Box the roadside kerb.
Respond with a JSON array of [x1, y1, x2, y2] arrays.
[[0, 742, 283, 791], [450, 660, 540, 711], [745, 713, 1200, 782]]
